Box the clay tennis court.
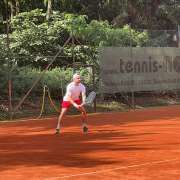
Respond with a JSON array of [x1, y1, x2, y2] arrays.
[[0, 105, 180, 180]]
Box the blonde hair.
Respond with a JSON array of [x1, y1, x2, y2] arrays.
[[72, 73, 80, 80]]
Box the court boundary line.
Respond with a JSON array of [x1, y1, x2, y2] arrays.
[[45, 158, 179, 180], [2, 104, 180, 123], [0, 113, 102, 123]]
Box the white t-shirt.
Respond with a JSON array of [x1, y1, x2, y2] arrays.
[[63, 82, 86, 101]]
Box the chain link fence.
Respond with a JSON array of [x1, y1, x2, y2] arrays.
[[1, 27, 180, 120], [99, 27, 180, 110]]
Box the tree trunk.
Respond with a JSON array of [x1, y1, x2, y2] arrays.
[[98, 0, 102, 21], [15, 0, 20, 15], [46, 0, 52, 21], [8, 0, 15, 20]]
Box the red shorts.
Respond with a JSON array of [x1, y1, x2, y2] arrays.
[[61, 99, 81, 108]]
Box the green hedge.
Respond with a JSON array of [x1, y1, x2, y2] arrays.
[[0, 66, 94, 100]]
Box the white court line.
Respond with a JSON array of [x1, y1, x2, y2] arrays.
[[0, 116, 56, 123], [44, 158, 179, 180], [0, 113, 100, 123]]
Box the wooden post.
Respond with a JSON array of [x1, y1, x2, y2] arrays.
[[177, 25, 180, 47], [92, 65, 96, 112], [6, 0, 13, 120]]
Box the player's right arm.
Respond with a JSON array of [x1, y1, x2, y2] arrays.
[[67, 95, 79, 108], [66, 85, 80, 109]]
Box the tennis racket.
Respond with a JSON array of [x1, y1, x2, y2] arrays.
[[84, 91, 96, 105]]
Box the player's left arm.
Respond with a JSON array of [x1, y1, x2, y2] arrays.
[[80, 85, 86, 107], [81, 92, 86, 106]]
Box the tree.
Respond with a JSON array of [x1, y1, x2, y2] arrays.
[[2, 0, 20, 20], [15, 0, 20, 15], [44, 0, 52, 21]]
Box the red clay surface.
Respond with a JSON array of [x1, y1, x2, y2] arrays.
[[0, 105, 180, 180]]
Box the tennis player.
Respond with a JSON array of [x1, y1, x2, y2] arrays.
[[55, 73, 88, 134]]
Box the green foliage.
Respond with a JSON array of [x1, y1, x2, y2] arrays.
[[74, 20, 148, 47], [0, 63, 8, 98], [9, 66, 93, 98], [0, 10, 149, 68], [0, 7, 177, 101], [0, 0, 180, 30], [0, 35, 7, 61]]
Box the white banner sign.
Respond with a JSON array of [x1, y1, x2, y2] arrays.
[[100, 47, 180, 92]]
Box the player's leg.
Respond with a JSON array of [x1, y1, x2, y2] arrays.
[[79, 106, 88, 133], [74, 99, 88, 132], [55, 108, 68, 134], [56, 101, 71, 134], [55, 101, 70, 134]]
